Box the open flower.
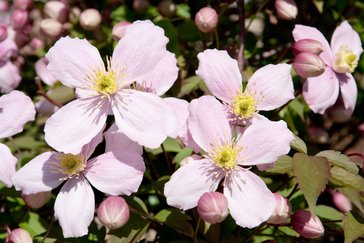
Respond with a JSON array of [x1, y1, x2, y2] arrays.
[[44, 20, 177, 154], [12, 130, 145, 238], [293, 21, 363, 114], [164, 95, 293, 228]]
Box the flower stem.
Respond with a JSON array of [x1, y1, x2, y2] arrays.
[[237, 0, 245, 73]]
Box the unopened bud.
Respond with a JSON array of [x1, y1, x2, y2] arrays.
[[328, 189, 352, 213], [69, 7, 81, 23], [44, 0, 68, 23], [293, 52, 326, 78], [40, 18, 63, 39], [0, 25, 7, 42], [11, 9, 29, 30], [133, 0, 150, 13], [14, 31, 29, 48], [197, 192, 228, 224], [266, 193, 291, 225], [195, 7, 218, 33], [22, 191, 51, 209], [0, 0, 8, 12], [6, 228, 32, 243], [79, 9, 102, 31], [293, 39, 324, 56], [14, 0, 33, 9], [97, 196, 130, 230], [158, 0, 176, 18], [307, 126, 329, 144], [275, 0, 297, 20], [30, 37, 44, 50], [291, 210, 324, 239], [112, 21, 131, 41]]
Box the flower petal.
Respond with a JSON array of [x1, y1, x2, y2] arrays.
[[0, 61, 21, 93], [224, 168, 275, 228], [12, 152, 64, 194], [80, 127, 105, 160], [35, 58, 57, 86], [112, 89, 177, 149], [338, 73, 357, 114], [0, 143, 17, 187], [303, 68, 339, 114], [85, 152, 145, 195], [46, 36, 105, 89], [164, 159, 223, 210], [44, 97, 108, 154], [247, 64, 294, 110], [0, 37, 17, 61], [196, 49, 242, 103], [188, 95, 231, 153], [0, 90, 35, 139], [236, 120, 293, 166], [111, 20, 168, 85], [54, 177, 95, 238], [163, 97, 189, 139]]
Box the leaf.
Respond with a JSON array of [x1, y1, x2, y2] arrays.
[[176, 3, 191, 19], [316, 150, 358, 174], [19, 212, 48, 237], [266, 155, 293, 174], [343, 212, 364, 243], [279, 226, 300, 237], [173, 147, 193, 164], [315, 205, 344, 221], [124, 196, 148, 215], [155, 19, 180, 55], [154, 208, 194, 238], [290, 135, 307, 154], [11, 136, 46, 150], [178, 75, 202, 97], [177, 20, 200, 42], [338, 187, 364, 214], [292, 153, 330, 213], [145, 137, 182, 155], [330, 166, 364, 191]]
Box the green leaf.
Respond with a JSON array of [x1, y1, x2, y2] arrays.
[[178, 20, 200, 42], [279, 226, 300, 237], [154, 208, 194, 238], [173, 147, 193, 164], [330, 166, 364, 191], [178, 75, 202, 97], [266, 155, 293, 174], [316, 150, 358, 174], [338, 187, 364, 214], [287, 99, 305, 121], [19, 212, 48, 237], [11, 136, 46, 150], [155, 19, 180, 55], [343, 212, 364, 243], [290, 135, 307, 154], [124, 196, 148, 215], [292, 153, 330, 213], [176, 3, 191, 19], [145, 138, 182, 155], [315, 205, 344, 221]]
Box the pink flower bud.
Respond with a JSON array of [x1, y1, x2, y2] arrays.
[[197, 192, 228, 224], [11, 9, 29, 30], [79, 9, 102, 31], [112, 21, 131, 41], [0, 0, 9, 12], [14, 30, 29, 47], [195, 7, 218, 33], [14, 0, 33, 10], [133, 0, 150, 13], [266, 193, 291, 225], [22, 191, 51, 209], [158, 0, 176, 18], [0, 25, 7, 42], [275, 0, 297, 20], [329, 189, 352, 213], [97, 196, 130, 230], [291, 210, 324, 239], [40, 18, 63, 39], [6, 228, 32, 243], [293, 52, 326, 78], [44, 0, 68, 23], [293, 39, 324, 55], [30, 37, 44, 50]]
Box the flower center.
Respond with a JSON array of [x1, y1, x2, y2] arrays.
[[212, 146, 237, 170], [56, 153, 85, 177], [333, 45, 357, 73], [232, 93, 257, 119], [93, 70, 117, 96]]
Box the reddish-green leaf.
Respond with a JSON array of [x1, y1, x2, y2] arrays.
[[316, 150, 358, 174], [343, 212, 364, 243]]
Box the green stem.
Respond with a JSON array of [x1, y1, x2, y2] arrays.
[[193, 217, 201, 243]]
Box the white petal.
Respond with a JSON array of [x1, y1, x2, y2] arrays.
[[0, 143, 17, 187]]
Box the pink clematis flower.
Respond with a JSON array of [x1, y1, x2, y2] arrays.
[[164, 95, 294, 228], [0, 61, 21, 93], [293, 21, 363, 114], [44, 20, 177, 154], [12, 129, 145, 238]]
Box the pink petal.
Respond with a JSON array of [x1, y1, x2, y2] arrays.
[[54, 177, 95, 238], [164, 158, 223, 210], [196, 49, 242, 103], [112, 89, 177, 149], [338, 73, 357, 114], [188, 95, 231, 153], [80, 127, 105, 160], [0, 90, 35, 138], [0, 143, 17, 187], [236, 120, 293, 166], [0, 37, 17, 61], [85, 152, 145, 195], [246, 64, 294, 110], [35, 58, 57, 86], [12, 152, 64, 194], [111, 20, 168, 86], [331, 21, 363, 60], [44, 97, 109, 154], [46, 36, 105, 89], [303, 68, 339, 114], [0, 61, 21, 93], [163, 97, 189, 139], [292, 25, 333, 65], [224, 168, 275, 228]]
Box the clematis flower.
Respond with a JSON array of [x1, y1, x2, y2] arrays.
[[293, 21, 363, 114], [44, 20, 177, 154], [164, 95, 294, 228], [0, 61, 21, 93], [196, 49, 294, 125], [12, 129, 145, 238]]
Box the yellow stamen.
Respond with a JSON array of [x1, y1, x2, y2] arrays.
[[333, 45, 357, 73], [56, 153, 85, 176], [232, 93, 257, 119], [212, 145, 237, 170], [93, 70, 117, 96]]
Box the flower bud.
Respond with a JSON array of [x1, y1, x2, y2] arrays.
[[133, 0, 150, 13], [266, 193, 291, 225], [6, 228, 32, 243], [329, 189, 352, 213], [97, 196, 130, 230], [197, 192, 229, 224], [293, 39, 324, 56], [291, 210, 324, 239], [158, 0, 176, 18], [44, 0, 68, 23], [0, 0, 8, 12], [22, 191, 52, 209], [275, 0, 297, 20], [11, 9, 29, 30], [195, 7, 218, 33], [14, 0, 33, 10], [112, 21, 131, 41], [79, 9, 102, 31], [0, 25, 7, 42], [293, 52, 326, 78], [30, 37, 44, 50], [40, 18, 63, 39]]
